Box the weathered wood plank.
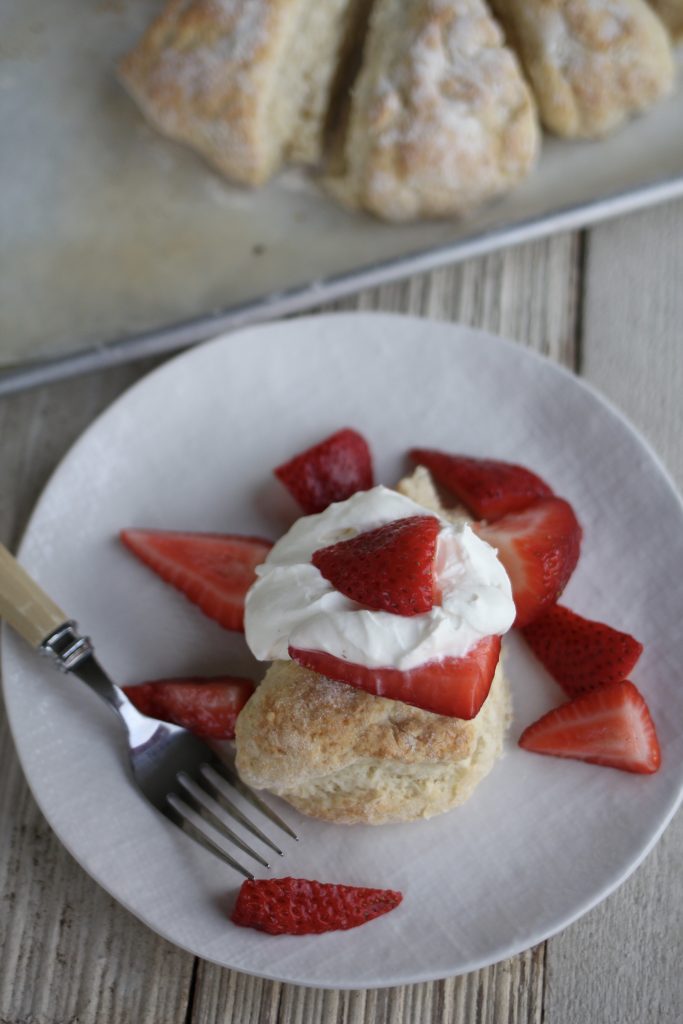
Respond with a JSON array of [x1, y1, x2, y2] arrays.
[[0, 359, 196, 1024], [191, 231, 581, 1024], [543, 199, 683, 1024]]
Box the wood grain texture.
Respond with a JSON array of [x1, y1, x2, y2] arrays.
[[543, 199, 683, 1024], [191, 945, 546, 1024]]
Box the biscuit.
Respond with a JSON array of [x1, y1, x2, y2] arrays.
[[488, 0, 675, 138], [326, 0, 539, 221], [234, 657, 511, 824], [119, 0, 362, 186]]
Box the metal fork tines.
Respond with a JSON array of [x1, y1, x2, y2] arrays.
[[165, 759, 298, 880], [39, 621, 297, 880]]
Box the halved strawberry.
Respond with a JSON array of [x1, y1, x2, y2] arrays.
[[475, 497, 581, 627], [122, 676, 254, 739], [312, 515, 440, 616], [120, 530, 272, 632], [289, 636, 501, 719], [231, 877, 402, 935], [274, 428, 373, 514], [518, 680, 660, 774], [409, 449, 553, 519], [522, 605, 643, 697]]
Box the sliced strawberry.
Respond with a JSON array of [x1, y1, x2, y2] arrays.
[[519, 680, 660, 774], [522, 605, 643, 697], [289, 636, 501, 719], [312, 515, 440, 616], [409, 449, 553, 519], [274, 428, 373, 514], [231, 877, 402, 935], [120, 530, 272, 632], [122, 676, 254, 739], [475, 497, 581, 628]]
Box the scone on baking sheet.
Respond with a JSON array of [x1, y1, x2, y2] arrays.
[[649, 0, 683, 39], [235, 468, 515, 825], [487, 0, 675, 139], [234, 657, 510, 825], [326, 0, 540, 221], [118, 0, 364, 186]]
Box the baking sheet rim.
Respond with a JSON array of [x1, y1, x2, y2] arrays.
[[2, 170, 682, 397]]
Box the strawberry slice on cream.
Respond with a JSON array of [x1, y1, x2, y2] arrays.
[[245, 486, 515, 719]]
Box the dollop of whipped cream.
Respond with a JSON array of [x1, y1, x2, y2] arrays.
[[245, 486, 515, 670]]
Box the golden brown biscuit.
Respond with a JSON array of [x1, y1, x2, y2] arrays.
[[119, 0, 361, 186], [489, 0, 675, 138], [326, 0, 539, 221], [234, 657, 510, 824]]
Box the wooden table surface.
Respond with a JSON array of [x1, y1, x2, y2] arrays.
[[1, 200, 682, 1024]]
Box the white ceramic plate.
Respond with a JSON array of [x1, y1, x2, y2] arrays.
[[3, 313, 683, 989]]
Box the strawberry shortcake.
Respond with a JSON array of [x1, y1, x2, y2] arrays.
[[121, 431, 658, 830], [235, 472, 517, 824]]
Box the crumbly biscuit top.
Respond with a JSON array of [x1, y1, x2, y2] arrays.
[[235, 659, 479, 790]]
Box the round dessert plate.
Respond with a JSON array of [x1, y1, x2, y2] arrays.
[[3, 313, 683, 989]]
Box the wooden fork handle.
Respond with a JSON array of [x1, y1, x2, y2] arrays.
[[0, 543, 69, 648]]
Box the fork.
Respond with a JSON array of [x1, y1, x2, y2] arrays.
[[0, 543, 297, 879]]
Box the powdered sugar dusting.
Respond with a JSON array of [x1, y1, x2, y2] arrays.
[[151, 0, 272, 96], [538, 0, 634, 68], [120, 0, 291, 178], [343, 0, 538, 217]]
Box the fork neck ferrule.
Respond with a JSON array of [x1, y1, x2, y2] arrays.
[[40, 620, 130, 721], [40, 620, 94, 671]]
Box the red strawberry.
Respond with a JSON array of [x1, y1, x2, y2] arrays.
[[522, 605, 643, 697], [410, 449, 553, 519], [274, 428, 373, 514], [475, 497, 581, 627], [231, 877, 402, 935], [518, 680, 660, 774], [289, 635, 501, 719], [312, 515, 440, 616], [120, 530, 272, 632], [122, 676, 254, 739]]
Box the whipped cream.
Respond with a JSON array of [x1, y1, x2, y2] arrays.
[[245, 486, 515, 671]]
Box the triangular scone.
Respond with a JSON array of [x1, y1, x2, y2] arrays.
[[119, 0, 364, 186], [488, 0, 674, 138], [326, 0, 539, 221]]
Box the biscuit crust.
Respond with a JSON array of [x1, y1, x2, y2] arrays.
[[119, 0, 358, 185], [489, 0, 675, 138], [234, 658, 510, 824]]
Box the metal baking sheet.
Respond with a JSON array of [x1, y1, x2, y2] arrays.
[[1, 1, 682, 393]]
